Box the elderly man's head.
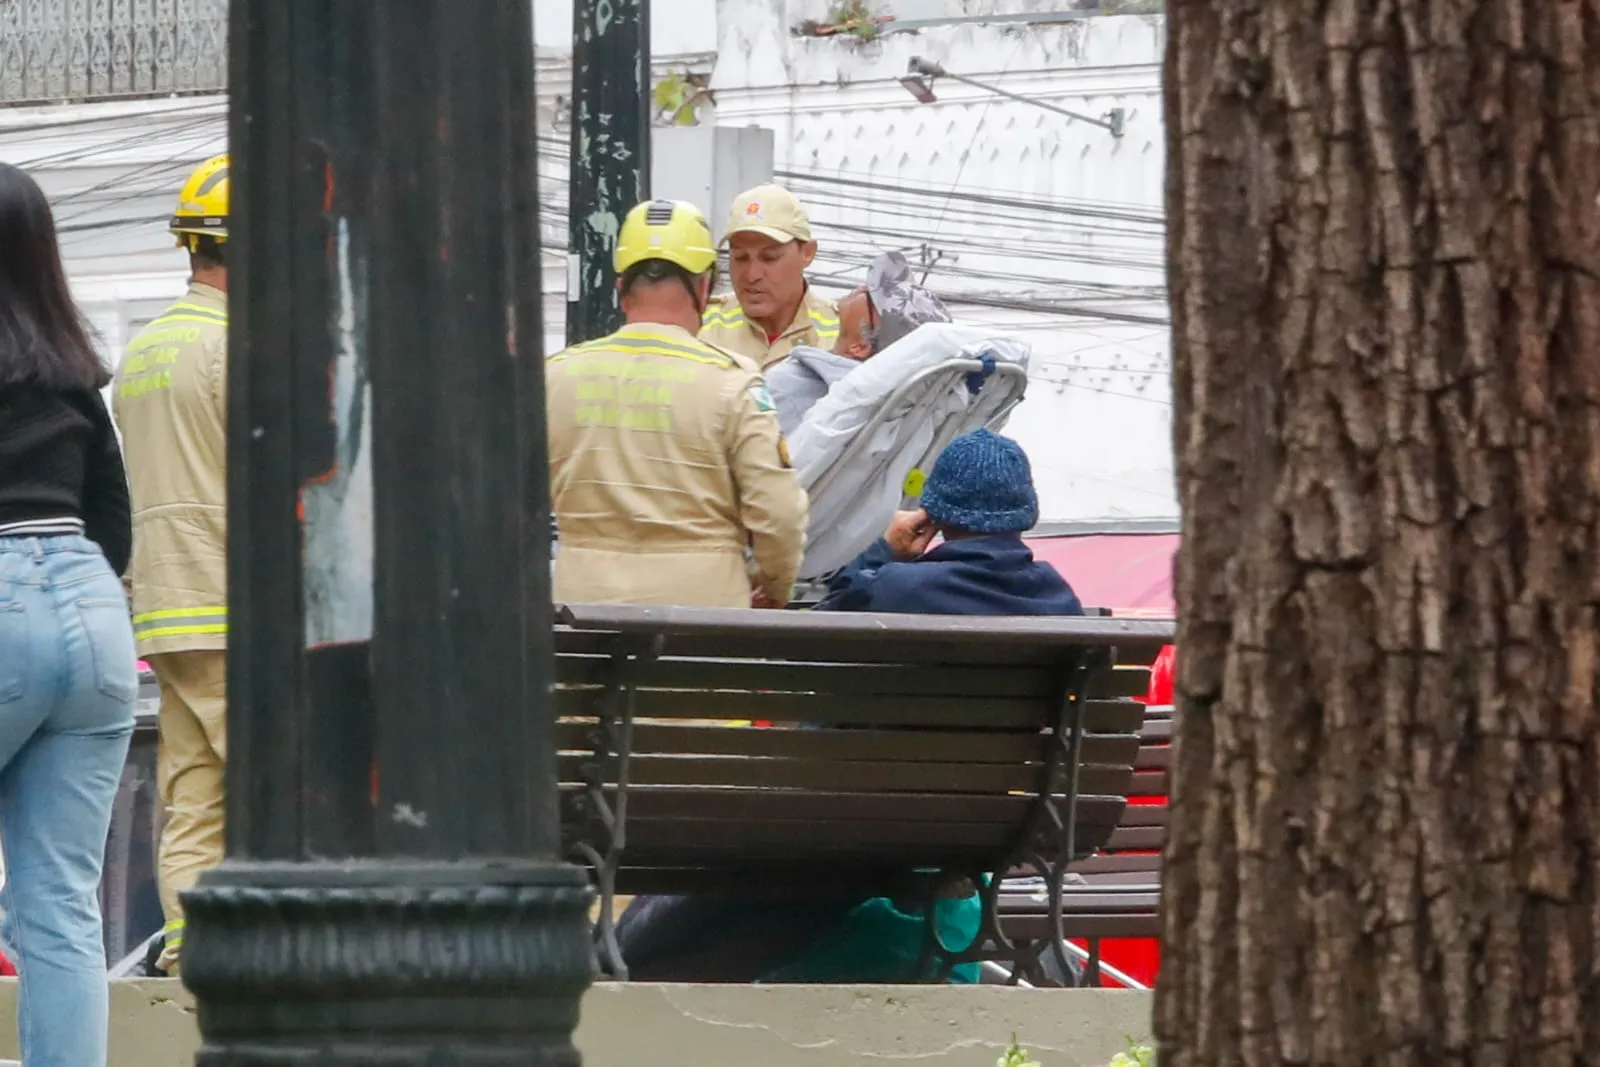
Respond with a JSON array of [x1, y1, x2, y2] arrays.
[[833, 286, 876, 360], [832, 252, 953, 361], [723, 185, 817, 332]]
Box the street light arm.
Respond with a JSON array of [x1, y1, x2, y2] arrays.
[[905, 55, 1125, 137]]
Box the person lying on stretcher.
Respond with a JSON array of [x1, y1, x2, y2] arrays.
[[764, 250, 951, 437]]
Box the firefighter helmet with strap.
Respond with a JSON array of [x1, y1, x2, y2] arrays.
[[171, 155, 229, 251]]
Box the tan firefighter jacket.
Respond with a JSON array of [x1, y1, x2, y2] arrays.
[[546, 322, 808, 607], [112, 282, 228, 656], [698, 287, 839, 369]]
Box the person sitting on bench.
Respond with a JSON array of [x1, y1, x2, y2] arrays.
[[761, 429, 1083, 983], [815, 427, 1082, 615], [614, 430, 1085, 984]]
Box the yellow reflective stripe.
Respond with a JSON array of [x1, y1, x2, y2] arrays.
[[611, 330, 734, 363], [163, 919, 185, 949], [808, 309, 840, 341], [702, 310, 746, 328], [133, 607, 227, 641], [557, 333, 733, 368], [137, 623, 227, 640], [150, 314, 226, 329], [133, 607, 227, 623], [169, 301, 227, 320]]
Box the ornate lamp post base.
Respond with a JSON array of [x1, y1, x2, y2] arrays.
[[183, 863, 593, 1065]]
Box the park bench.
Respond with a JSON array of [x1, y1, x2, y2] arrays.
[[553, 602, 1173, 983], [997, 702, 1172, 987]]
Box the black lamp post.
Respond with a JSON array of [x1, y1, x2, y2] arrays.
[[181, 1, 593, 1061], [565, 0, 652, 346]]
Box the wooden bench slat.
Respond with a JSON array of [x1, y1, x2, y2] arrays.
[[1103, 826, 1164, 851], [1116, 806, 1168, 828], [1070, 871, 1163, 888], [613, 819, 1013, 853], [615, 821, 1122, 862], [1084, 669, 1155, 700], [1134, 746, 1170, 770], [557, 603, 1175, 650], [609, 867, 964, 896], [998, 890, 1162, 914], [1069, 853, 1164, 876], [553, 722, 1140, 766], [556, 687, 1046, 727], [555, 687, 1149, 732], [1129, 770, 1168, 797], [557, 753, 1136, 796], [591, 819, 1127, 860], [565, 785, 1125, 826], [556, 630, 1169, 671], [1141, 719, 1173, 742], [556, 627, 1081, 668], [556, 654, 1060, 699]]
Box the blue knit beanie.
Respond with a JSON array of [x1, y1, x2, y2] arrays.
[[919, 429, 1040, 535]]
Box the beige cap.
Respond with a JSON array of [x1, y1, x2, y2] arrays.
[[722, 184, 813, 245]]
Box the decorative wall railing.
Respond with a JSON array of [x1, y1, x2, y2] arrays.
[[0, 0, 227, 106]]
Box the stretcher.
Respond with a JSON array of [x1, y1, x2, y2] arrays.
[[786, 322, 1032, 582]]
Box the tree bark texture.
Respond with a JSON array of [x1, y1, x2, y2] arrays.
[[1157, 3, 1600, 1065]]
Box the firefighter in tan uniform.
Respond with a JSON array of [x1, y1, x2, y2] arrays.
[[111, 155, 231, 976], [547, 199, 808, 607], [698, 184, 840, 369]]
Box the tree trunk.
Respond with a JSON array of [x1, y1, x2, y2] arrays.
[[1156, 3, 1600, 1065]]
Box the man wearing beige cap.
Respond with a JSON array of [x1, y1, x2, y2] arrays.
[[700, 184, 840, 368]]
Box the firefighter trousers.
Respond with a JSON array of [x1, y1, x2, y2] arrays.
[[148, 649, 227, 975]]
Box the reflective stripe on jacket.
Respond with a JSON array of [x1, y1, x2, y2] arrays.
[[112, 283, 229, 656], [699, 287, 840, 368]]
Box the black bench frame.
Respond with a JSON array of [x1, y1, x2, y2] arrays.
[[555, 603, 1172, 983]]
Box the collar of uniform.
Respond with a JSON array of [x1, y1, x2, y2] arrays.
[[615, 322, 698, 344], [187, 281, 227, 309]]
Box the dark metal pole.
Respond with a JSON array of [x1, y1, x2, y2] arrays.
[[184, 2, 592, 1061], [565, 0, 652, 345]]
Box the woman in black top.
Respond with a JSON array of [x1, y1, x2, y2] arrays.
[[0, 162, 137, 1067]]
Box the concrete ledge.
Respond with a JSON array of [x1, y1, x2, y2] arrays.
[[0, 979, 1152, 1067]]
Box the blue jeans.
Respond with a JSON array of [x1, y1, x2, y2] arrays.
[[0, 535, 136, 1067]]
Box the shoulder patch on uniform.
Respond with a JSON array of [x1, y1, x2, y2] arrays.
[[748, 382, 777, 413]]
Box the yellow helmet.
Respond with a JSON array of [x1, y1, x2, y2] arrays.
[[614, 199, 717, 276], [171, 154, 230, 251]]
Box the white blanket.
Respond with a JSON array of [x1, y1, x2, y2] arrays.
[[788, 322, 1031, 578]]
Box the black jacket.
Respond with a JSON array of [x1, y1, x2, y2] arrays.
[[0, 384, 132, 575], [816, 534, 1084, 617]]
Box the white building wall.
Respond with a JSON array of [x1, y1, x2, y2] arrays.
[[707, 7, 1173, 521], [2, 1, 1174, 524]]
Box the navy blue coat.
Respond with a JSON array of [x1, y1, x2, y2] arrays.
[[815, 533, 1084, 616]]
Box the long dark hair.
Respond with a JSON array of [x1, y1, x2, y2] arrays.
[[0, 163, 106, 391]]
